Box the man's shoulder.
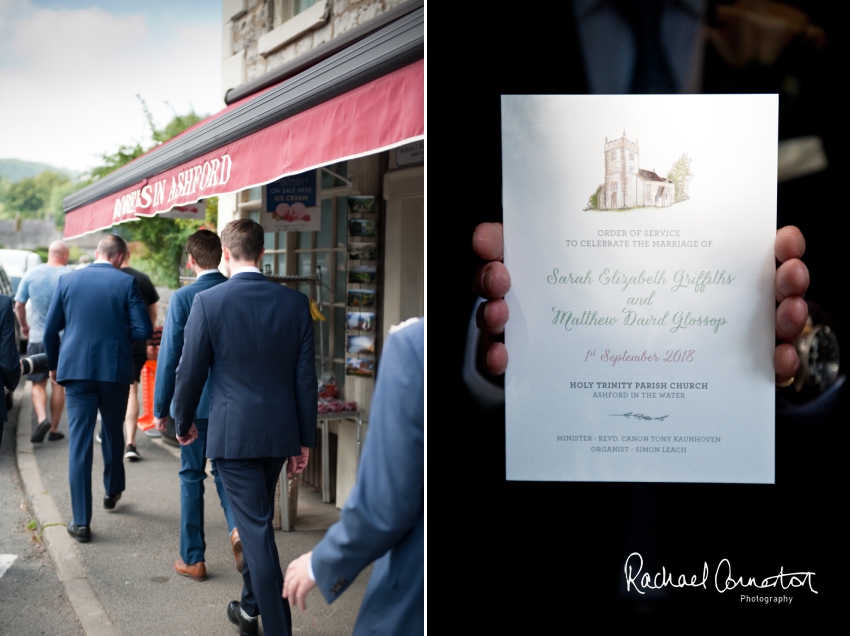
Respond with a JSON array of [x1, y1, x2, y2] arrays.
[[388, 317, 424, 351], [176, 274, 225, 300], [197, 275, 305, 306], [20, 263, 46, 278], [121, 266, 153, 283], [19, 263, 53, 283], [65, 264, 132, 287]]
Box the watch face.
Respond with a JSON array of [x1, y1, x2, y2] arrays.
[[809, 325, 840, 390]]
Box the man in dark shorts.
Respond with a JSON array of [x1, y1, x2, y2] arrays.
[[119, 249, 158, 461], [14, 241, 71, 443]]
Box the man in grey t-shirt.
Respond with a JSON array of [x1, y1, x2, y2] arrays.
[[15, 241, 71, 443]]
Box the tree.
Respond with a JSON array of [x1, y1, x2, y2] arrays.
[[667, 153, 693, 202], [0, 171, 71, 220], [84, 144, 145, 186], [82, 102, 211, 288]]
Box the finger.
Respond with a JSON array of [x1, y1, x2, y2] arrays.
[[776, 296, 808, 341], [775, 258, 809, 302], [472, 222, 504, 261], [775, 226, 805, 263], [472, 261, 511, 299], [774, 343, 800, 385], [297, 587, 308, 611], [476, 299, 510, 334], [485, 342, 508, 375]]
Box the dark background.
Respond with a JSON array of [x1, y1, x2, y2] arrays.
[[441, 0, 845, 622]]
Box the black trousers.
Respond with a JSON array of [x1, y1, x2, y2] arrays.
[[216, 456, 291, 635]]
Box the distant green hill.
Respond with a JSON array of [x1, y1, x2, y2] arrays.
[[0, 158, 77, 182]]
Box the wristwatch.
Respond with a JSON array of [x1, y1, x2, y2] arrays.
[[791, 316, 840, 393]]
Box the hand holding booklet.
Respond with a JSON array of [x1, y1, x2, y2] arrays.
[[501, 95, 779, 483]]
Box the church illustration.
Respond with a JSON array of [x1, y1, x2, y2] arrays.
[[594, 132, 677, 210]]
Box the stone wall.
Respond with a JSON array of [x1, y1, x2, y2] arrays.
[[0, 219, 62, 250], [222, 0, 409, 98]]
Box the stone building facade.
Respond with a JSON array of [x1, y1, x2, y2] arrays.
[[222, 0, 410, 97]]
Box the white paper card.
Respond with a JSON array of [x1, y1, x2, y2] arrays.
[[502, 95, 777, 483]]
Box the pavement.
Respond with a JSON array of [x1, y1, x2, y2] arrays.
[[0, 385, 84, 636], [10, 381, 371, 635]]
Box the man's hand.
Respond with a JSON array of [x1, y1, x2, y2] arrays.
[[773, 225, 809, 385], [287, 447, 309, 476], [473, 223, 810, 384], [153, 416, 167, 433], [21, 325, 29, 339], [472, 222, 511, 375], [176, 423, 198, 445], [282, 551, 317, 611], [49, 369, 57, 383]]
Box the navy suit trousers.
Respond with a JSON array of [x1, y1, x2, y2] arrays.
[[179, 418, 236, 564], [65, 380, 130, 526], [216, 457, 291, 635]]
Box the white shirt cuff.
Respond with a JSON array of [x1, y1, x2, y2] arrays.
[[308, 555, 316, 582]]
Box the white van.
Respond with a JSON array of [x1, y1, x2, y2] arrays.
[[0, 249, 43, 294]]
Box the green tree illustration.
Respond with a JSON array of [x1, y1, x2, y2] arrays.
[[585, 184, 603, 210], [667, 153, 693, 202]]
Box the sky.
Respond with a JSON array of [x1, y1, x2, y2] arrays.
[[0, 0, 222, 175]]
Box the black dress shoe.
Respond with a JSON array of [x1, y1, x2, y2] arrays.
[[227, 600, 258, 636], [103, 492, 122, 510], [67, 522, 91, 543]]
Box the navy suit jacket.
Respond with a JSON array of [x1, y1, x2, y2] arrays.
[[312, 318, 424, 636], [153, 271, 227, 420], [0, 295, 21, 422], [43, 263, 153, 384], [171, 272, 317, 459]]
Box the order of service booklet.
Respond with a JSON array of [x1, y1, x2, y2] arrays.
[[501, 95, 778, 483]]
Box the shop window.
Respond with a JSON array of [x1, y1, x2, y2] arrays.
[[291, 160, 349, 392]]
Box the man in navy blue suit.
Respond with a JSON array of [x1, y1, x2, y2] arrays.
[[283, 317, 424, 635], [43, 234, 152, 542], [0, 294, 22, 449], [152, 229, 240, 582], [172, 219, 316, 636]]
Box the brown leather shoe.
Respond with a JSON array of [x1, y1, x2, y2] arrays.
[[231, 528, 244, 573], [174, 559, 206, 581]]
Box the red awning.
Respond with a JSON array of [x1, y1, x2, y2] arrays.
[[64, 58, 423, 239]]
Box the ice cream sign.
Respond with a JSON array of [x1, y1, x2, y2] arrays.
[[263, 169, 320, 232]]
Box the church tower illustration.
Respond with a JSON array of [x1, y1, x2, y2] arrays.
[[599, 131, 675, 210]]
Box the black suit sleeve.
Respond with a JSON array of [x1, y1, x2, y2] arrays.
[[294, 294, 318, 448], [0, 297, 21, 393]]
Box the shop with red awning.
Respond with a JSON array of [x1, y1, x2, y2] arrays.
[[62, 5, 423, 239]]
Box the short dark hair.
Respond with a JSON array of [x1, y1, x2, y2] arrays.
[[97, 234, 128, 260], [221, 219, 264, 262], [186, 229, 222, 269]]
